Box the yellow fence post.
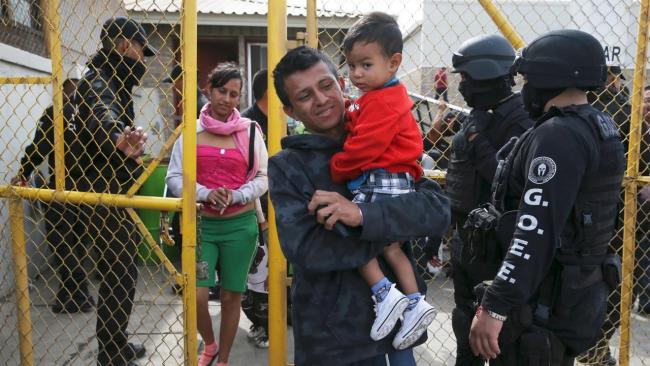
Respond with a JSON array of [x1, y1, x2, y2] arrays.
[[9, 198, 34, 366], [306, 0, 318, 49], [478, 0, 525, 50], [620, 1, 650, 364], [268, 0, 288, 365], [44, 0, 65, 191], [181, 0, 199, 364]]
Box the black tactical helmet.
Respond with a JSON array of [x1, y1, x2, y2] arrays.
[[452, 34, 515, 80], [512, 29, 606, 89]]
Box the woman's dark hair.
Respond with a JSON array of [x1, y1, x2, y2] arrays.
[[207, 61, 243, 89]]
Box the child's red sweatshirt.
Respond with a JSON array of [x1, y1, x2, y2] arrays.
[[330, 83, 423, 183]]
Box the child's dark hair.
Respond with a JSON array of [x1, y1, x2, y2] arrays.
[[208, 61, 243, 89], [273, 46, 339, 107], [343, 12, 402, 57]]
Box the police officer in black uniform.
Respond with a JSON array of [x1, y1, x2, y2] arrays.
[[11, 78, 95, 314], [445, 34, 532, 366], [469, 29, 625, 365], [75, 17, 152, 366]]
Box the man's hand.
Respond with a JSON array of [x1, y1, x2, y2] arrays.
[[307, 190, 362, 230], [116, 126, 147, 159], [10, 175, 29, 187], [640, 186, 650, 202], [469, 308, 503, 360], [208, 187, 232, 214]]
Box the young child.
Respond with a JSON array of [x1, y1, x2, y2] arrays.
[[330, 12, 437, 350]]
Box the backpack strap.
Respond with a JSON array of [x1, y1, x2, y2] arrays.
[[248, 122, 257, 174]]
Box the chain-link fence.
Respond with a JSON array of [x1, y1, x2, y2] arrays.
[[0, 0, 197, 364], [312, 0, 650, 365], [3, 0, 650, 365]]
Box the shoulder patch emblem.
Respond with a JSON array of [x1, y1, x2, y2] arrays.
[[528, 156, 556, 184]]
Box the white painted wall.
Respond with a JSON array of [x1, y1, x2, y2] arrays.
[[400, 0, 644, 103], [0, 58, 52, 297]]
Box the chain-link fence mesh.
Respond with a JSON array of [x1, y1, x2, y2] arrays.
[[314, 0, 648, 365], [2, 0, 650, 365], [1, 0, 190, 364]]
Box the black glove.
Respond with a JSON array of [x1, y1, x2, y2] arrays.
[[465, 109, 492, 136]]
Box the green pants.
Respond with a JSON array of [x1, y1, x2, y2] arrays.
[[197, 210, 258, 292]]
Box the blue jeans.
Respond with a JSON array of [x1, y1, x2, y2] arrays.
[[348, 349, 416, 366]]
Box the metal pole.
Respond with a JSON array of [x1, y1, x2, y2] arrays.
[[180, 0, 198, 364], [306, 0, 318, 48], [127, 123, 184, 196], [268, 0, 288, 365], [620, 0, 650, 364], [0, 77, 52, 84], [0, 185, 182, 211], [44, 0, 65, 191], [478, 0, 525, 49], [9, 199, 34, 366], [126, 208, 184, 284]]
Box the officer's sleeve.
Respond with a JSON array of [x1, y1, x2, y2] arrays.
[[469, 117, 530, 183], [18, 106, 54, 180], [482, 122, 593, 316], [81, 78, 129, 161]]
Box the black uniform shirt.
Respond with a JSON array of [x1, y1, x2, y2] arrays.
[[18, 102, 81, 187], [482, 104, 624, 316]]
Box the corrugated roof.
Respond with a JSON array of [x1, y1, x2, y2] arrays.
[[123, 0, 359, 18]]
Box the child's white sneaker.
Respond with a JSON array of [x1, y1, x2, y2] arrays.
[[370, 284, 409, 341], [392, 299, 437, 350]]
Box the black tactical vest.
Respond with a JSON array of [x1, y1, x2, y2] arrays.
[[446, 94, 531, 224], [501, 106, 625, 257]]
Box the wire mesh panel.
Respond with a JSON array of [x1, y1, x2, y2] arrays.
[[0, 0, 190, 364], [314, 0, 650, 365]]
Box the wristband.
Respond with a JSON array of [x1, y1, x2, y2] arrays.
[[477, 305, 507, 321]]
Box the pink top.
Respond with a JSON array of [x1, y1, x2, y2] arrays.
[[196, 144, 248, 215]]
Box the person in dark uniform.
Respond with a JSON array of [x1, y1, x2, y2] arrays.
[[11, 78, 96, 314], [445, 34, 532, 366], [577, 65, 635, 366], [469, 29, 625, 365], [75, 17, 152, 366]]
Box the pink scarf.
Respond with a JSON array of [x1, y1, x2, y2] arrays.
[[199, 103, 259, 182]]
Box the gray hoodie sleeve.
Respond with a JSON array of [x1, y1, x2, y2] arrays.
[[269, 153, 451, 273], [165, 135, 212, 202]]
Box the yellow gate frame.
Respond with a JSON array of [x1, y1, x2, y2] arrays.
[[0, 1, 199, 365]]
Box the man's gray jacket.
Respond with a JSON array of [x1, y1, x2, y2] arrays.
[[269, 134, 450, 365]]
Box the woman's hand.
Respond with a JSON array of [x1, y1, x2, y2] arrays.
[[208, 187, 232, 214]]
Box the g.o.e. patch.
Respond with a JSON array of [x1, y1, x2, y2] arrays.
[[528, 156, 556, 184]]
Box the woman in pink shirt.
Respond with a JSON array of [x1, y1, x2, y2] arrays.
[[166, 62, 268, 366]]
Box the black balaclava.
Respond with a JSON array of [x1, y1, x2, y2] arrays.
[[92, 49, 146, 90], [521, 83, 565, 119], [458, 75, 513, 111]]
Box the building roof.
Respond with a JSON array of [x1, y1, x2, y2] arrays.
[[123, 0, 358, 18]]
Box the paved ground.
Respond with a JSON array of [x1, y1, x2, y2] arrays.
[[1, 264, 650, 365]]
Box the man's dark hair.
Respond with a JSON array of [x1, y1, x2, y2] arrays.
[[342, 12, 402, 57], [251, 69, 268, 101], [208, 61, 243, 89], [273, 46, 339, 107], [645, 85, 650, 91]]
